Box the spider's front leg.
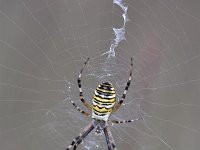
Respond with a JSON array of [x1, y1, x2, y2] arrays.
[[66, 122, 94, 150], [104, 126, 117, 150]]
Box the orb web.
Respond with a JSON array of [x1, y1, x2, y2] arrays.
[[0, 0, 200, 150]]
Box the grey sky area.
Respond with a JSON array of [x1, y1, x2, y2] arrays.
[[0, 0, 200, 150]]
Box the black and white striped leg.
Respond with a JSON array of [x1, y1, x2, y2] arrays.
[[66, 122, 94, 150], [78, 58, 92, 111], [104, 126, 117, 150], [69, 99, 90, 116], [110, 117, 143, 124], [112, 57, 133, 113]]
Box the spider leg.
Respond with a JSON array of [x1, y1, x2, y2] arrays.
[[78, 58, 92, 111], [69, 99, 90, 117], [104, 126, 117, 150], [112, 58, 133, 113], [66, 122, 94, 150], [110, 117, 143, 124]]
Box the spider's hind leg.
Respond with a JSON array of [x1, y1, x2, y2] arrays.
[[68, 99, 90, 117], [112, 57, 133, 113], [110, 117, 143, 124], [78, 58, 92, 111]]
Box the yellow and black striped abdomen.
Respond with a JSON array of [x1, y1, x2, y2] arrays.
[[92, 82, 116, 121]]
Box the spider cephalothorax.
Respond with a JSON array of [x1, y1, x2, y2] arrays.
[[66, 58, 143, 150], [93, 119, 107, 134]]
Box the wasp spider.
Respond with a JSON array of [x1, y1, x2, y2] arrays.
[[66, 58, 143, 150]]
